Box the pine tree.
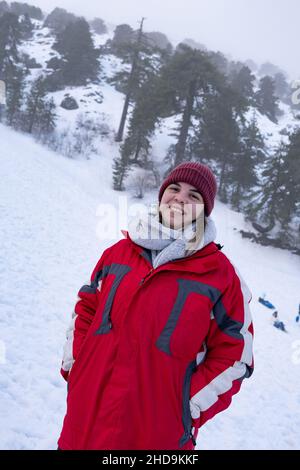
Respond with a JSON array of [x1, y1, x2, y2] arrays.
[[109, 24, 135, 59], [208, 50, 229, 76], [245, 131, 300, 252], [52, 18, 99, 86], [161, 44, 222, 166], [230, 115, 265, 211], [267, 131, 300, 250], [112, 74, 163, 190], [19, 12, 33, 40], [0, 12, 25, 129], [273, 72, 290, 104], [190, 86, 241, 201], [89, 18, 107, 35], [112, 153, 131, 191], [39, 97, 56, 137], [229, 65, 255, 116], [22, 76, 57, 137], [245, 143, 289, 231], [24, 76, 44, 133], [23, 76, 45, 134], [0, 1, 9, 16], [255, 76, 279, 123], [5, 63, 24, 128], [114, 18, 162, 142], [44, 7, 78, 33], [283, 129, 300, 222], [0, 12, 21, 74]]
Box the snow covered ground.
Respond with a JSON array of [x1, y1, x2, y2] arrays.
[[0, 123, 299, 450]]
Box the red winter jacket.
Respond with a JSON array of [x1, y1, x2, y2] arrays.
[[58, 234, 254, 450]]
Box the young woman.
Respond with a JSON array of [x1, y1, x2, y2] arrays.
[[58, 161, 254, 450]]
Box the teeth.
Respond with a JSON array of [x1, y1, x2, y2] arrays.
[[169, 206, 184, 214]]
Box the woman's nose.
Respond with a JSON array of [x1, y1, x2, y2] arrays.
[[174, 193, 187, 204]]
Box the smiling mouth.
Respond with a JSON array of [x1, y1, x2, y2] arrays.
[[169, 205, 184, 215]]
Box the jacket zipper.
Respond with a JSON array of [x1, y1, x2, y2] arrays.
[[190, 431, 196, 446], [138, 243, 219, 285], [179, 360, 197, 448], [139, 268, 154, 285]]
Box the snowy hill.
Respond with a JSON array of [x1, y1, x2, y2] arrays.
[[0, 124, 299, 449], [16, 18, 300, 150], [19, 19, 126, 134]]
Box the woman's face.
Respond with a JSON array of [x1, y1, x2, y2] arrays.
[[159, 181, 204, 229]]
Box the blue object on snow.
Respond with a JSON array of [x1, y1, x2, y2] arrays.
[[273, 320, 287, 332], [258, 297, 276, 309]]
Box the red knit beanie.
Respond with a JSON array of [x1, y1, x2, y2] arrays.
[[158, 162, 217, 216]]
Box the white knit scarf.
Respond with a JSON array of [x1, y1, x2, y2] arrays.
[[128, 203, 217, 268]]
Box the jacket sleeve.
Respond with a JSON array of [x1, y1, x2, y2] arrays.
[[60, 254, 105, 381], [190, 264, 254, 428]]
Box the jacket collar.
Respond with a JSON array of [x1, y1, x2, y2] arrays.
[[121, 229, 221, 273]]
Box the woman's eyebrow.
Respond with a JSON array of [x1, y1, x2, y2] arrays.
[[169, 183, 200, 194], [189, 188, 201, 195]]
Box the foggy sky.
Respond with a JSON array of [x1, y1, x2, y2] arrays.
[[23, 0, 300, 79]]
